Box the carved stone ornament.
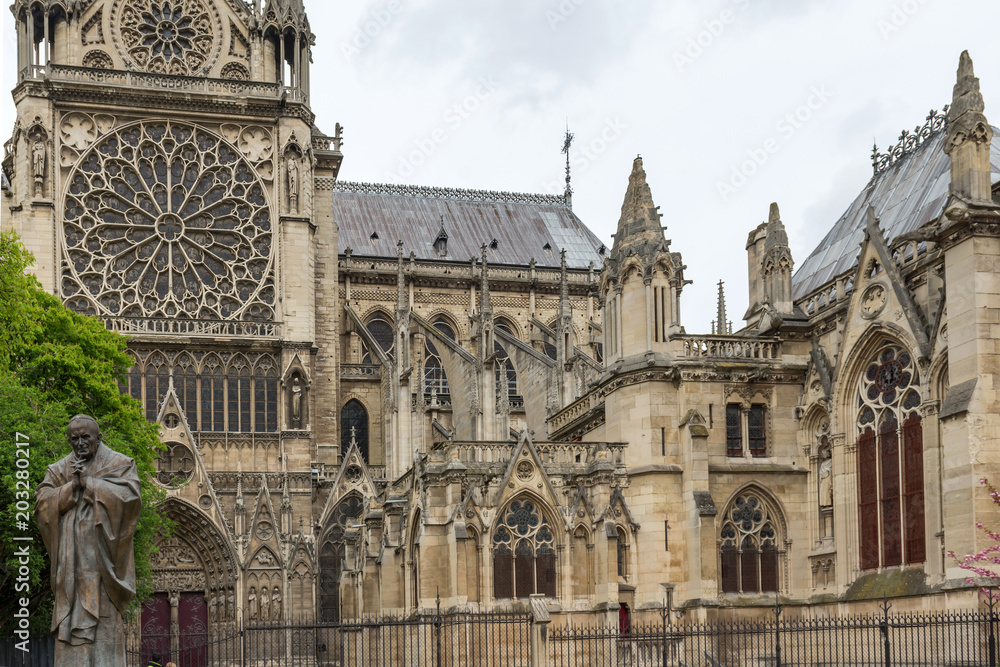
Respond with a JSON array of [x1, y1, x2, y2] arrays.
[[345, 464, 363, 484], [515, 460, 534, 481], [256, 522, 273, 540], [859, 283, 888, 320]]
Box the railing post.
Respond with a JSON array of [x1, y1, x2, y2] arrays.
[[879, 595, 892, 667], [661, 599, 669, 667], [434, 591, 443, 667], [773, 593, 782, 667], [240, 627, 246, 667], [529, 594, 551, 667], [988, 589, 997, 667]]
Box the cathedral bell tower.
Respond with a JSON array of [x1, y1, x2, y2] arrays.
[[4, 0, 344, 624]]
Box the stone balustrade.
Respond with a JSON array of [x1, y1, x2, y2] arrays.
[[104, 317, 282, 338], [341, 364, 380, 379], [447, 440, 625, 467], [18, 64, 302, 102], [678, 335, 780, 360]]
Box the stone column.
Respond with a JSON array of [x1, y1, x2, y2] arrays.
[[529, 595, 551, 667]]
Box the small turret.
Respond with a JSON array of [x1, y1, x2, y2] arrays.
[[761, 203, 794, 315], [601, 157, 680, 363], [945, 51, 994, 202]]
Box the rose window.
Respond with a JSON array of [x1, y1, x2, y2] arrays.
[[61, 121, 275, 322], [117, 0, 218, 76], [857, 344, 918, 426]]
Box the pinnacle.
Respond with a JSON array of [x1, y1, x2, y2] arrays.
[[612, 156, 663, 253], [958, 50, 974, 81], [768, 202, 780, 223]]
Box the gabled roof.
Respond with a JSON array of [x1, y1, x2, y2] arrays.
[[332, 182, 605, 269], [792, 127, 1000, 300]]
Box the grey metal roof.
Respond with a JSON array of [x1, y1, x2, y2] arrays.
[[792, 127, 1000, 300], [332, 182, 605, 268]]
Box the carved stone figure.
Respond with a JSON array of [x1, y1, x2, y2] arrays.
[[32, 136, 46, 196], [291, 376, 302, 427], [819, 448, 833, 507], [287, 155, 300, 213], [272, 586, 282, 621], [227, 590, 236, 621], [260, 587, 270, 620], [208, 594, 218, 623], [35, 415, 142, 665], [248, 587, 257, 620]]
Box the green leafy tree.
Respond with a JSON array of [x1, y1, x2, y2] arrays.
[[0, 230, 171, 634]]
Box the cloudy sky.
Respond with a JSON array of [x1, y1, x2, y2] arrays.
[[3, 0, 999, 332]]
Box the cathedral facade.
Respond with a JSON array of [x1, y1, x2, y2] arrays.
[[4, 0, 1000, 646]]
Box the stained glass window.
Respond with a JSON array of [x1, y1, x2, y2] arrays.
[[341, 399, 369, 463], [61, 121, 274, 322], [719, 494, 780, 594], [362, 316, 394, 363], [492, 499, 556, 599], [725, 404, 741, 457], [856, 342, 924, 569]]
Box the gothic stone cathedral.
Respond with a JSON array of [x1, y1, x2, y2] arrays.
[[4, 0, 1000, 641]]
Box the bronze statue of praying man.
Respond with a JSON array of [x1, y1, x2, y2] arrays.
[[35, 415, 142, 666]]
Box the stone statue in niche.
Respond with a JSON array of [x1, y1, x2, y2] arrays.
[[291, 376, 303, 427], [35, 415, 141, 666], [272, 586, 282, 621], [248, 587, 257, 620], [286, 152, 300, 213], [818, 446, 833, 507], [32, 135, 46, 197], [209, 594, 218, 623], [260, 587, 270, 620]]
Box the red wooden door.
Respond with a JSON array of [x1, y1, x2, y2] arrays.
[[177, 592, 208, 667], [140, 593, 170, 666]]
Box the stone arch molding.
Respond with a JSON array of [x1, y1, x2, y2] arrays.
[[154, 498, 239, 620], [60, 119, 277, 322]]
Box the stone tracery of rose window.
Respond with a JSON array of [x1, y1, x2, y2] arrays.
[[61, 120, 275, 322], [116, 0, 220, 76], [856, 344, 920, 429]]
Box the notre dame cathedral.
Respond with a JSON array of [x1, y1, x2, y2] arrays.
[[4, 0, 1000, 646]]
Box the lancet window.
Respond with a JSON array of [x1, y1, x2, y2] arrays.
[[119, 350, 278, 432], [319, 496, 364, 623], [423, 318, 455, 396], [856, 342, 924, 570], [362, 315, 394, 363]]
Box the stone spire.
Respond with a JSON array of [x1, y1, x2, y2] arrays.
[[716, 280, 728, 335], [945, 50, 994, 202], [611, 156, 664, 258]]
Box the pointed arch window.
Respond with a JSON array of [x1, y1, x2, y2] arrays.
[[362, 315, 394, 363], [856, 343, 924, 569], [493, 320, 519, 397], [492, 499, 556, 599], [720, 493, 781, 594], [145, 354, 169, 421], [174, 354, 198, 429], [423, 318, 455, 396], [341, 400, 369, 463], [318, 496, 364, 623]]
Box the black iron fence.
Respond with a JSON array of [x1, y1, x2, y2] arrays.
[[550, 605, 1000, 667], [7, 604, 1000, 667], [123, 608, 532, 667]]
